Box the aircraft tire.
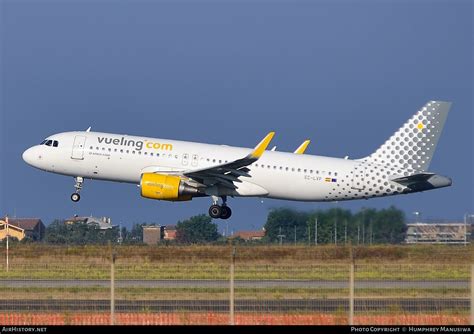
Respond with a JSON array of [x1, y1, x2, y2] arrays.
[[209, 205, 222, 219], [71, 193, 81, 202], [220, 206, 232, 219]]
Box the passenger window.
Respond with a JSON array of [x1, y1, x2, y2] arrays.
[[291, 168, 295, 172], [304, 169, 307, 173], [328, 172, 332, 176]]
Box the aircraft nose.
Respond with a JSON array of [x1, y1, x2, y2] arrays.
[[22, 147, 36, 166]]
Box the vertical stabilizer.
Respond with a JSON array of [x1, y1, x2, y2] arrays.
[[364, 101, 451, 171]]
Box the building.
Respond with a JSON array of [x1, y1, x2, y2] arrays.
[[231, 230, 265, 242], [164, 225, 177, 240], [405, 223, 470, 244], [65, 215, 114, 230], [142, 225, 164, 245], [0, 218, 45, 241]]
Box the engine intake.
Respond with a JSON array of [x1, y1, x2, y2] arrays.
[[140, 173, 199, 201]]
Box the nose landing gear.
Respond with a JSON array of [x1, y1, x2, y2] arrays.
[[208, 196, 232, 219], [71, 176, 84, 202]]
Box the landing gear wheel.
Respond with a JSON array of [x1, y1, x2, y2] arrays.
[[71, 193, 81, 202], [220, 206, 232, 219], [209, 205, 222, 219]]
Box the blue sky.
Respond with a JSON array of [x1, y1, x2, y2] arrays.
[[1, 0, 472, 232]]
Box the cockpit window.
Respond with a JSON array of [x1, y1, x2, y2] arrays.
[[41, 139, 59, 147]]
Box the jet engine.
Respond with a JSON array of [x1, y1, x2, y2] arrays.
[[140, 173, 200, 201]]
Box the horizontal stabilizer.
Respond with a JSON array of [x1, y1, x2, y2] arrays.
[[391, 173, 435, 185], [391, 173, 452, 191]]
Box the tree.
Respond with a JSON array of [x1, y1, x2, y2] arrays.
[[44, 219, 120, 244], [122, 223, 145, 244], [263, 206, 407, 245], [176, 214, 220, 244], [263, 208, 310, 244]]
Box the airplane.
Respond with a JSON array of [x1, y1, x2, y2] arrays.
[[22, 101, 452, 220]]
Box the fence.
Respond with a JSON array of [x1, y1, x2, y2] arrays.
[[0, 245, 471, 325]]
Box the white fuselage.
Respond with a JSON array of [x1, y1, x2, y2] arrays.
[[22, 131, 421, 202]]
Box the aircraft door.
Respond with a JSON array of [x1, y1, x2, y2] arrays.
[[351, 163, 366, 190], [71, 136, 86, 160]]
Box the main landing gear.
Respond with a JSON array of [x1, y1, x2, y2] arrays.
[[208, 196, 232, 219], [70, 176, 84, 202]]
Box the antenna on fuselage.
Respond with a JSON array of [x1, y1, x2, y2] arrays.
[[86, 126, 91, 132]]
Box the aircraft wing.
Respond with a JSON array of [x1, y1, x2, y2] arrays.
[[183, 132, 275, 189]]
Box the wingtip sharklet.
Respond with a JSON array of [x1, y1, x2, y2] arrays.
[[249, 131, 275, 159], [294, 140, 311, 154]]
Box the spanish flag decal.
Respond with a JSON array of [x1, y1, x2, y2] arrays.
[[325, 178, 337, 183]]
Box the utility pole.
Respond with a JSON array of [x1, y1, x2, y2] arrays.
[[277, 227, 285, 246], [344, 220, 347, 244], [465, 214, 474, 246], [230, 247, 235, 325], [307, 224, 310, 245], [362, 223, 365, 245], [110, 246, 116, 325], [314, 218, 318, 246], [369, 220, 373, 245], [6, 216, 9, 272], [357, 223, 360, 245], [294, 225, 296, 245]]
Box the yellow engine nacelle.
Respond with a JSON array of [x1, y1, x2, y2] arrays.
[[140, 173, 199, 201]]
